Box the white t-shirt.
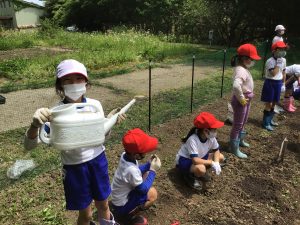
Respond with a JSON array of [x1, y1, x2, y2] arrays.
[[272, 36, 284, 44], [286, 64, 300, 77], [265, 57, 286, 80], [24, 97, 106, 165], [111, 152, 143, 206], [176, 134, 219, 164]]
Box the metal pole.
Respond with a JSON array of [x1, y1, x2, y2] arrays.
[[191, 55, 195, 113], [261, 39, 269, 78], [148, 59, 152, 132], [221, 49, 226, 98]]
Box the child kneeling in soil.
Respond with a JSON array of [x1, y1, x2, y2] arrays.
[[110, 128, 161, 225], [175, 112, 225, 190]]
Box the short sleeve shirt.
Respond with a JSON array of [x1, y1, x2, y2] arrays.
[[177, 134, 219, 159], [265, 57, 286, 80], [111, 152, 143, 206], [286, 64, 300, 77]]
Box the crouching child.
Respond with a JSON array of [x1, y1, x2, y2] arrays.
[[110, 128, 161, 225], [175, 112, 225, 190]]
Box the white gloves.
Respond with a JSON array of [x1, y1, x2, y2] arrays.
[[276, 58, 284, 69], [32, 108, 51, 128], [107, 108, 126, 124], [281, 85, 286, 93], [211, 161, 221, 175], [150, 156, 161, 172]]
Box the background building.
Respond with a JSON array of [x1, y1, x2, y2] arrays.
[[0, 0, 45, 29]]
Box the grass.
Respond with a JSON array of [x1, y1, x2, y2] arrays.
[[1, 29, 300, 224]]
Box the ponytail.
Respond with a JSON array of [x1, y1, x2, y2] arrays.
[[231, 55, 238, 67], [181, 127, 202, 143]]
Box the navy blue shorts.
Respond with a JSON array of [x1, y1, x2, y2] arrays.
[[176, 153, 209, 174], [62, 152, 111, 210], [261, 79, 282, 103], [112, 189, 148, 215]]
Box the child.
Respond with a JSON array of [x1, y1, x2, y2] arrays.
[[110, 128, 161, 225], [175, 112, 225, 190], [283, 64, 300, 112], [24, 59, 125, 225], [229, 44, 261, 158], [261, 41, 287, 131], [272, 25, 286, 44]]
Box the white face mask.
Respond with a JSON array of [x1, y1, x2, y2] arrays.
[[206, 130, 217, 139], [274, 50, 286, 58], [279, 30, 285, 35], [63, 83, 86, 101], [245, 61, 255, 68]]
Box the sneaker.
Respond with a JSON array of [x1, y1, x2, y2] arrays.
[[197, 173, 211, 182], [182, 173, 201, 190]]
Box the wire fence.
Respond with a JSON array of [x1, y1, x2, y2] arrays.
[[0, 46, 267, 134]]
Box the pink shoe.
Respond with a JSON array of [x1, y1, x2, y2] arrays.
[[290, 96, 297, 110], [283, 97, 295, 112]]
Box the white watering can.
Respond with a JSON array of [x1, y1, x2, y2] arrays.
[[39, 99, 136, 150]]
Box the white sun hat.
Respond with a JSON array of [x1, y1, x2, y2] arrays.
[[275, 25, 286, 31], [56, 59, 88, 79]]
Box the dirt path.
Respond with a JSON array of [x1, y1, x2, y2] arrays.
[[99, 63, 220, 95]]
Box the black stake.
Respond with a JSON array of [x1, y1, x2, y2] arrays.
[[191, 55, 195, 113], [148, 59, 152, 132], [261, 39, 269, 78], [221, 49, 226, 98]]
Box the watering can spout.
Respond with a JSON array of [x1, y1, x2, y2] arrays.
[[104, 99, 136, 134]]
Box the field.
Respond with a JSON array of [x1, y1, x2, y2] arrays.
[[0, 30, 299, 225]]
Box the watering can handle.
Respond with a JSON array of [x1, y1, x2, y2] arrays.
[[39, 124, 50, 144], [72, 103, 102, 112]]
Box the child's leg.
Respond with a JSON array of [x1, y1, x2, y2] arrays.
[[143, 187, 158, 209], [95, 199, 110, 221], [77, 205, 93, 225], [230, 95, 248, 140]]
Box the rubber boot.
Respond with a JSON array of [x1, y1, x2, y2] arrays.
[[99, 213, 120, 225], [262, 110, 273, 131], [239, 131, 250, 147], [229, 139, 248, 159], [270, 109, 279, 126], [283, 97, 295, 112]]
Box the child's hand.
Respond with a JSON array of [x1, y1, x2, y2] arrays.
[[117, 113, 126, 124], [239, 97, 248, 106], [150, 156, 161, 172], [32, 108, 51, 128], [107, 108, 120, 118], [211, 161, 221, 175]]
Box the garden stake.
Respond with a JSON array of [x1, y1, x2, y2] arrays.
[[148, 59, 152, 132], [261, 39, 269, 78], [191, 55, 195, 113], [220, 49, 226, 98], [276, 137, 288, 163]]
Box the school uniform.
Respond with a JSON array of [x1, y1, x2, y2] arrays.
[[175, 134, 219, 173], [111, 152, 156, 216], [261, 57, 286, 103], [24, 97, 111, 210]]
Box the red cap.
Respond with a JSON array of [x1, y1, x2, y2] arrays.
[[271, 41, 287, 51], [237, 44, 261, 60], [122, 128, 158, 154], [194, 112, 224, 129]]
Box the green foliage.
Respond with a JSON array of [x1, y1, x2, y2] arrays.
[[0, 30, 35, 50]]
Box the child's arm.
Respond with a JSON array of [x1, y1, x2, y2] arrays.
[[134, 170, 156, 194], [138, 162, 151, 174], [191, 156, 212, 167]]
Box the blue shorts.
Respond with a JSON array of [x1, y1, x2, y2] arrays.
[[176, 153, 209, 174], [112, 189, 148, 215], [62, 152, 111, 210], [261, 79, 282, 103]]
